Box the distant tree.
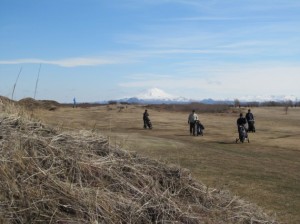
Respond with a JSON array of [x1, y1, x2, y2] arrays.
[[261, 101, 279, 107], [108, 100, 117, 105], [234, 99, 240, 108], [247, 101, 260, 107]]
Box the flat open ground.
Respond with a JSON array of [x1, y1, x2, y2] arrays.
[[34, 105, 300, 223]]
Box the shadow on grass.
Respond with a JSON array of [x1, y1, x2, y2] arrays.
[[216, 141, 239, 145]]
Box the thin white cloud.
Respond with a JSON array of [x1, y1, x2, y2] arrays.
[[127, 73, 173, 80], [171, 16, 251, 21], [0, 47, 239, 70], [0, 57, 120, 67], [217, 41, 276, 49], [129, 49, 240, 56], [120, 0, 203, 7], [119, 77, 221, 89], [117, 21, 300, 57]]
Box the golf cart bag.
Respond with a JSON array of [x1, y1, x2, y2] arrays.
[[194, 120, 204, 136], [236, 125, 249, 143], [247, 120, 255, 132], [144, 118, 152, 129]]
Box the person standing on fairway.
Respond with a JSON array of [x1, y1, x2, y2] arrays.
[[73, 97, 77, 108], [246, 109, 255, 132], [245, 109, 254, 122], [188, 110, 198, 135]]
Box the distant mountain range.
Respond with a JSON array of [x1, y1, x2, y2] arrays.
[[98, 88, 298, 105]]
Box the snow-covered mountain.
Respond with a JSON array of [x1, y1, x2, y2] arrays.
[[118, 88, 190, 104], [136, 88, 176, 100]]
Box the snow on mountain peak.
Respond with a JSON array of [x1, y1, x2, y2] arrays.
[[239, 94, 298, 102], [136, 88, 176, 100]]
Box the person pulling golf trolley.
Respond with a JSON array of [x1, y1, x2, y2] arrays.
[[143, 109, 152, 129], [236, 113, 249, 143], [188, 110, 204, 136]]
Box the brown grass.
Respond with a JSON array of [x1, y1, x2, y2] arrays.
[[29, 102, 300, 223], [0, 99, 283, 223]]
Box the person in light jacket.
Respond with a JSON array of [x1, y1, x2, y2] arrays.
[[188, 110, 198, 135]]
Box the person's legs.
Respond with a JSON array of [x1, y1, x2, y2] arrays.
[[237, 126, 241, 138], [193, 122, 197, 136], [190, 122, 195, 135]]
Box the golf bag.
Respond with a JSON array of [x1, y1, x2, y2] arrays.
[[144, 118, 152, 129], [247, 120, 255, 132], [236, 125, 249, 143], [194, 120, 204, 136]]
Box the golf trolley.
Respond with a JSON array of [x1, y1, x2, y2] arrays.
[[193, 120, 204, 136], [144, 118, 152, 129], [236, 125, 249, 143], [247, 120, 255, 132]]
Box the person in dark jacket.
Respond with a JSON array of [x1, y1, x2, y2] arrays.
[[245, 109, 255, 132], [237, 113, 247, 130], [245, 109, 254, 122], [143, 109, 152, 129]]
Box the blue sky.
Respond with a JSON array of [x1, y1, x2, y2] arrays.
[[1, 0, 300, 103]]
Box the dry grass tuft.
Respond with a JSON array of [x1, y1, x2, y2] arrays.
[[0, 100, 277, 223]]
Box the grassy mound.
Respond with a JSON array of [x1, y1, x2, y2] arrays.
[[18, 97, 60, 111], [0, 101, 277, 223]]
